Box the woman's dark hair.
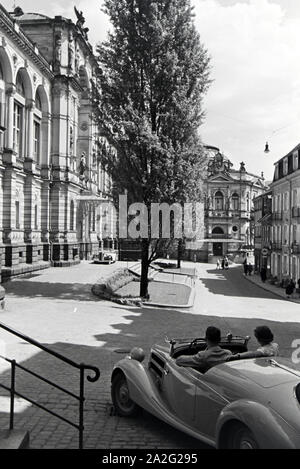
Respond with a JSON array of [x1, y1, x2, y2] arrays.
[[206, 326, 221, 344], [254, 326, 274, 345]]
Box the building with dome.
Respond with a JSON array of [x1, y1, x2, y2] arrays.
[[202, 147, 267, 262], [0, 4, 116, 280]]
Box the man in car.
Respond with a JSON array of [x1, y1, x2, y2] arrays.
[[176, 326, 232, 372]]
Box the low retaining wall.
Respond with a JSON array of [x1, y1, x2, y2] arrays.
[[92, 268, 142, 306]]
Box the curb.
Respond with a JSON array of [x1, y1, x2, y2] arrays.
[[244, 275, 300, 304]]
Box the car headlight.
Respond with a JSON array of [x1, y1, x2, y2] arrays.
[[130, 347, 145, 362]]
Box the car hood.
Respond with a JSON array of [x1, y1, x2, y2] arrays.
[[225, 357, 300, 388]]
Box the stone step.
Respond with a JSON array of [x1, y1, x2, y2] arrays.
[[0, 430, 30, 449]]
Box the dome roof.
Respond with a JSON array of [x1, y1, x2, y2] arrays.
[[12, 11, 50, 21]]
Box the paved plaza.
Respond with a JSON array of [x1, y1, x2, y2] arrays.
[[0, 261, 300, 449]]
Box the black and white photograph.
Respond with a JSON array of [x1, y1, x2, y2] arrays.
[[0, 0, 299, 457]]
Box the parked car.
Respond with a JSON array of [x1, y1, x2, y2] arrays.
[[111, 335, 300, 449], [93, 251, 117, 264]]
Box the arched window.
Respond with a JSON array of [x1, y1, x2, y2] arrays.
[[232, 193, 239, 211], [35, 92, 42, 111], [70, 200, 75, 231], [16, 73, 25, 96], [34, 85, 50, 167], [212, 227, 224, 235], [214, 191, 224, 210], [33, 90, 42, 164], [14, 72, 26, 157], [0, 61, 5, 137]]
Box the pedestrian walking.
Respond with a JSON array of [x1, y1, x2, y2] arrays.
[[285, 280, 295, 299], [224, 257, 229, 270], [221, 258, 225, 270], [243, 259, 248, 276], [216, 259, 221, 270], [260, 267, 267, 283], [247, 262, 253, 276]]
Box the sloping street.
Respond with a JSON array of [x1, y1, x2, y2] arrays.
[[0, 261, 299, 448]]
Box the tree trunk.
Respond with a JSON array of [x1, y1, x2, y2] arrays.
[[177, 239, 182, 269], [140, 239, 150, 298]]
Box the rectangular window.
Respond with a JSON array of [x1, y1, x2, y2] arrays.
[[284, 193, 289, 211], [294, 152, 299, 171], [34, 205, 38, 230], [279, 194, 282, 212], [293, 189, 298, 207], [92, 206, 96, 232], [15, 201, 20, 229], [13, 102, 22, 156], [33, 120, 41, 164], [293, 225, 297, 244], [232, 198, 239, 210]]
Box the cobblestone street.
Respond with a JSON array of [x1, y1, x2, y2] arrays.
[[0, 261, 300, 449]]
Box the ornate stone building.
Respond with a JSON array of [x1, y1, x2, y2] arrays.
[[0, 5, 115, 280], [202, 147, 267, 262]]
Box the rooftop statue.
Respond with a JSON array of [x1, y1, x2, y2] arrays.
[[208, 151, 233, 176], [74, 6, 89, 39], [74, 6, 85, 28]]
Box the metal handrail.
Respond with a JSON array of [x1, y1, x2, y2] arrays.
[[0, 321, 101, 449]]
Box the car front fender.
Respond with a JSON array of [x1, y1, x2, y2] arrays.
[[112, 357, 171, 418], [216, 400, 298, 449], [112, 357, 215, 446]]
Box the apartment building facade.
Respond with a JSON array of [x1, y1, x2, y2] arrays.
[[270, 144, 300, 282], [253, 190, 272, 273]]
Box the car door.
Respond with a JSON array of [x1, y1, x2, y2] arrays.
[[161, 359, 197, 425], [192, 369, 229, 438]]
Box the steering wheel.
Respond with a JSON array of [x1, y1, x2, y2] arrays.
[[188, 339, 199, 352]]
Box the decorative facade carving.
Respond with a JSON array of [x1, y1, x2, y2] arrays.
[[54, 33, 62, 69], [68, 31, 74, 71], [207, 151, 233, 176]]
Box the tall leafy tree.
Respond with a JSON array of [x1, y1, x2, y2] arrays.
[[94, 0, 211, 297]]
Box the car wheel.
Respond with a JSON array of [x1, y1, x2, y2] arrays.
[[111, 373, 140, 417], [228, 423, 259, 449]]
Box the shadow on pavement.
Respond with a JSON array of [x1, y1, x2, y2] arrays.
[[1, 305, 300, 449], [3, 281, 102, 302], [95, 306, 300, 359], [200, 267, 282, 300]]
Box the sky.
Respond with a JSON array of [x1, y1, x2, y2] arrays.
[[2, 0, 300, 180]]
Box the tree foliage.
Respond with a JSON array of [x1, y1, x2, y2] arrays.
[[94, 0, 211, 295]]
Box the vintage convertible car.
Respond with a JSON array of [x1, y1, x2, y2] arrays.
[[111, 335, 300, 449]]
